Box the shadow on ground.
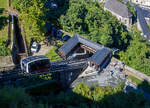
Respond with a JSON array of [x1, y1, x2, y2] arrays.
[[0, 8, 4, 14], [138, 80, 150, 94], [29, 82, 150, 108], [46, 0, 69, 26], [0, 8, 8, 30], [0, 67, 150, 108], [26, 75, 150, 108]]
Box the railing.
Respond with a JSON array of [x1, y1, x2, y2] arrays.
[[0, 65, 20, 72], [112, 57, 150, 83], [51, 58, 88, 65], [0, 61, 88, 85]]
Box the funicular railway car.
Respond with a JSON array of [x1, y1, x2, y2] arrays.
[[21, 56, 51, 73]]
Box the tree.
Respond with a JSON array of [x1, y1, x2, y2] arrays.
[[119, 30, 150, 75], [0, 86, 31, 108], [59, 0, 130, 49], [11, 0, 47, 43]]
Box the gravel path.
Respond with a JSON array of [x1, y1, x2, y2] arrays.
[[33, 43, 54, 56]]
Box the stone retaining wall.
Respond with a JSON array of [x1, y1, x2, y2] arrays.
[[113, 57, 150, 83], [0, 56, 13, 67]]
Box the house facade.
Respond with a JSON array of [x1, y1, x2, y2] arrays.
[[104, 0, 132, 27]]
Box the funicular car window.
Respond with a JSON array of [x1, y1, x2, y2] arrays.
[[30, 62, 38, 72], [40, 59, 50, 69], [30, 59, 50, 72]]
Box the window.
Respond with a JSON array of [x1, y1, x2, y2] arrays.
[[119, 18, 121, 21], [125, 20, 127, 24], [29, 59, 50, 73]]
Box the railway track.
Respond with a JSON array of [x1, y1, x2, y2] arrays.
[[0, 59, 88, 86]]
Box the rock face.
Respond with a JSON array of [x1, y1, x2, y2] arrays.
[[0, 56, 13, 67]]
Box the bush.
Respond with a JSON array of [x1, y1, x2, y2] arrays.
[[0, 86, 31, 108], [0, 46, 11, 56], [45, 46, 62, 62]]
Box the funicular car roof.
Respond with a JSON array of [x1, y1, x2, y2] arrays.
[[22, 55, 49, 64]]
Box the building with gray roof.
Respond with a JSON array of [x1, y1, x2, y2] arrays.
[[135, 5, 150, 41], [58, 34, 112, 71], [104, 0, 132, 27], [131, 0, 150, 7]]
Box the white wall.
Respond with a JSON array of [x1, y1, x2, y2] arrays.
[[104, 8, 132, 27]]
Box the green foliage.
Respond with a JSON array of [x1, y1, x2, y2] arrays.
[[0, 14, 8, 29], [128, 74, 143, 85], [40, 73, 52, 80], [0, 86, 31, 108], [0, 14, 11, 56], [0, 45, 11, 56], [0, 83, 149, 108], [138, 80, 150, 94], [48, 0, 69, 21], [148, 25, 150, 30], [45, 46, 61, 62], [11, 0, 47, 43], [59, 0, 130, 49], [126, 2, 136, 23], [45, 83, 149, 108], [119, 29, 150, 76], [0, 0, 8, 10], [117, 0, 123, 2]]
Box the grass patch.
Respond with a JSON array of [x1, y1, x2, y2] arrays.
[[45, 46, 62, 62], [148, 25, 150, 30], [128, 75, 142, 85], [0, 0, 8, 10], [0, 24, 8, 40], [0, 15, 11, 56], [0, 14, 8, 42], [128, 75, 150, 94]]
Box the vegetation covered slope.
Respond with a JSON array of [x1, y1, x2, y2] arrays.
[[0, 0, 11, 56], [0, 83, 149, 108], [0, 0, 8, 9], [11, 0, 47, 43], [119, 28, 150, 75], [59, 0, 130, 49], [59, 0, 150, 75], [11, 0, 150, 75]]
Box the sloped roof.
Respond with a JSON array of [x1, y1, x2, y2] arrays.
[[59, 35, 104, 55], [135, 5, 150, 41], [89, 48, 110, 65], [58, 34, 111, 65], [142, 8, 150, 18], [104, 0, 132, 18], [22, 55, 49, 64]]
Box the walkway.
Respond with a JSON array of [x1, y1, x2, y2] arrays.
[[33, 42, 53, 56], [71, 58, 126, 88]]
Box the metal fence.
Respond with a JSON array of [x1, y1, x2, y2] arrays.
[[113, 58, 150, 83]]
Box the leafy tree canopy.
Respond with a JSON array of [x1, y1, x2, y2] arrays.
[[59, 0, 130, 49], [11, 0, 47, 42]]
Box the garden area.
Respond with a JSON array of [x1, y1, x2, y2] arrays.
[[128, 74, 150, 94], [45, 40, 63, 62], [0, 0, 8, 9], [128, 74, 142, 85], [45, 46, 61, 62], [0, 0, 11, 56]]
